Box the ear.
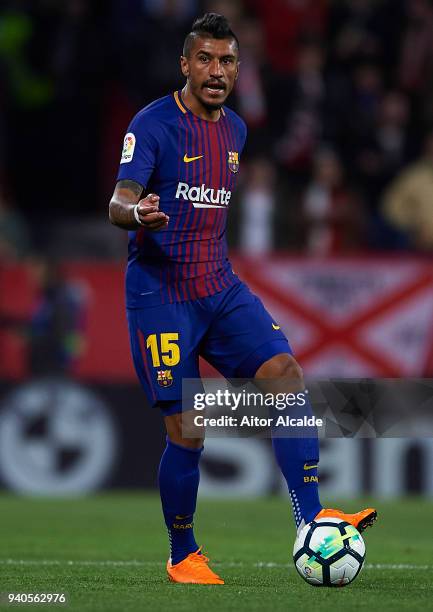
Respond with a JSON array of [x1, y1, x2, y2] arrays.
[[180, 55, 189, 78], [235, 62, 240, 80]]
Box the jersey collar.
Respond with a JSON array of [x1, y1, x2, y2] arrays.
[[173, 90, 226, 119]]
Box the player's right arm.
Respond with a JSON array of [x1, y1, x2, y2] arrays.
[[109, 179, 169, 231], [111, 107, 169, 231]]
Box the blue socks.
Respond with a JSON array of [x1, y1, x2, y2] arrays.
[[271, 396, 322, 528], [158, 396, 321, 562], [158, 438, 203, 565]]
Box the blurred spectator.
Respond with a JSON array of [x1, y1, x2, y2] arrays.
[[143, 0, 198, 20], [0, 0, 54, 109], [205, 0, 244, 26], [382, 131, 433, 251], [328, 0, 402, 68], [234, 18, 267, 128], [0, 64, 6, 187], [240, 158, 276, 254], [113, 0, 192, 106], [248, 0, 328, 76], [339, 62, 384, 166], [231, 17, 272, 155], [353, 90, 414, 205], [302, 148, 366, 254], [399, 0, 433, 126], [275, 41, 326, 177], [330, 0, 380, 62], [0, 191, 30, 260], [399, 0, 433, 94], [49, 0, 108, 212], [248, 0, 328, 144], [52, 0, 107, 103], [0, 0, 56, 218], [28, 259, 87, 375]]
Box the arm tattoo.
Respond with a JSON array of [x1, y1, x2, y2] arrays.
[[109, 179, 144, 229], [117, 179, 143, 197]]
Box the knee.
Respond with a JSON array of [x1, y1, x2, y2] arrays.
[[168, 434, 204, 450], [255, 353, 304, 386], [282, 356, 303, 382], [164, 411, 204, 450]]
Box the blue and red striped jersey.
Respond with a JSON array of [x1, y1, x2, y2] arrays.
[[117, 91, 247, 308]]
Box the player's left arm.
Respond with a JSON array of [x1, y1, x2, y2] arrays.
[[109, 179, 169, 231]]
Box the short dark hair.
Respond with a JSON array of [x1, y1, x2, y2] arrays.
[[183, 13, 239, 57]]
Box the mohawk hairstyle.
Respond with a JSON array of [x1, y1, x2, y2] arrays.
[[183, 13, 239, 57]]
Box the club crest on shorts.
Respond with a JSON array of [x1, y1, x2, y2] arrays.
[[227, 150, 239, 173], [157, 370, 173, 387]]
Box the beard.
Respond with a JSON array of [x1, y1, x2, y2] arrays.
[[198, 81, 227, 111], [202, 100, 223, 111]]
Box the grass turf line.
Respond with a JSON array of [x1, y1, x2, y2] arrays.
[[0, 494, 432, 611]]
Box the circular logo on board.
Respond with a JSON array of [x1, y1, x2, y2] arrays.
[[0, 379, 117, 494]]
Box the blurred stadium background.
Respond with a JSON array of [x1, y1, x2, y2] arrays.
[[1, 0, 433, 502]]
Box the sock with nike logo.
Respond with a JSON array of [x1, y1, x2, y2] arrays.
[[271, 395, 322, 527], [158, 438, 203, 565]]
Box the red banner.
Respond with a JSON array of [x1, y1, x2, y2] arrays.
[[232, 255, 433, 377], [2, 256, 433, 381]]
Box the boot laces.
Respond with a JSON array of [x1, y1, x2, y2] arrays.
[[189, 547, 210, 567]]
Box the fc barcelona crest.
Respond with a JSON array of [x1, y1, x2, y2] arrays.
[[157, 370, 173, 387], [228, 150, 239, 173]]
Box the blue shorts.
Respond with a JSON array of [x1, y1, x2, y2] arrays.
[[127, 281, 292, 415]]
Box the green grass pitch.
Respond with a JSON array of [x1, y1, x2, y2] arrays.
[[0, 494, 432, 611]]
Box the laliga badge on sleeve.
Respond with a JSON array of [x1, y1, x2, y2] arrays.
[[120, 132, 136, 164]]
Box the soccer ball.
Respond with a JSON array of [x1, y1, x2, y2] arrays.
[[293, 518, 365, 587]]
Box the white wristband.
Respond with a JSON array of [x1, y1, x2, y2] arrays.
[[133, 203, 145, 226]]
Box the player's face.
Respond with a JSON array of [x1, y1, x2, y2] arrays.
[[181, 36, 239, 110]]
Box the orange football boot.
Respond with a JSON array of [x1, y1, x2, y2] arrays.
[[315, 507, 377, 533], [167, 547, 224, 584]]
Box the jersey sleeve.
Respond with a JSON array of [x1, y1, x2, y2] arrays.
[[237, 117, 248, 154], [240, 121, 247, 152], [116, 110, 163, 189]]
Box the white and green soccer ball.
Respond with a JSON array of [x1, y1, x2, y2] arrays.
[[293, 518, 366, 587]]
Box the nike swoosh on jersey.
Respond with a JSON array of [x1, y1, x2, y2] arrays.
[[183, 154, 204, 163], [303, 464, 318, 471], [272, 323, 280, 330]]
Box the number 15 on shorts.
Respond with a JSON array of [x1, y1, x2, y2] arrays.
[[146, 333, 180, 367]]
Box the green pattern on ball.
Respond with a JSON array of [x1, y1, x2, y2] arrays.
[[312, 525, 360, 560]]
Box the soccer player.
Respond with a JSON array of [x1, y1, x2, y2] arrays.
[[109, 13, 377, 585]]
